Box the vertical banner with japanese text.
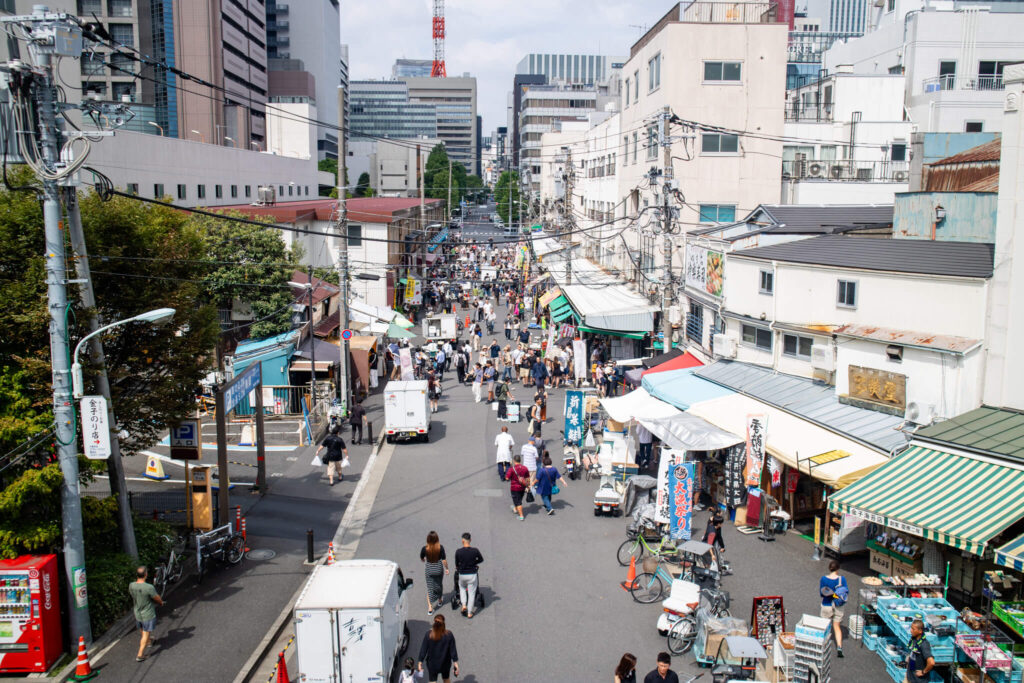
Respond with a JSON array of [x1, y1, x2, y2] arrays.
[[80, 395, 111, 460], [745, 414, 767, 486], [668, 462, 696, 540], [655, 448, 684, 524], [573, 339, 587, 380], [399, 347, 415, 381], [564, 390, 585, 445]]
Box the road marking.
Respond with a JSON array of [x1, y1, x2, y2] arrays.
[[285, 456, 297, 462]]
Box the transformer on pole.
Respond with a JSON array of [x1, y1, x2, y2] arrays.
[[431, 0, 446, 77]]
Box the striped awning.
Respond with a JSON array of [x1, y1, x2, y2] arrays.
[[828, 445, 1024, 556], [995, 534, 1024, 572], [549, 295, 579, 323]]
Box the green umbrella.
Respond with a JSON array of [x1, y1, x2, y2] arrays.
[[387, 322, 415, 339]]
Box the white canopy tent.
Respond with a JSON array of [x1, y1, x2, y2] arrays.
[[600, 388, 744, 452]]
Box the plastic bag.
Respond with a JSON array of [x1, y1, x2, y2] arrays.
[[341, 456, 351, 468], [584, 430, 596, 449], [311, 454, 323, 467]]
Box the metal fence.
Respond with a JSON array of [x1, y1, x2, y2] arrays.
[[128, 490, 219, 525], [230, 383, 334, 417], [681, 1, 777, 23], [922, 74, 1004, 92]]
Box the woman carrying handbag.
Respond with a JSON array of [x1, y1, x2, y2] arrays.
[[420, 531, 449, 614]]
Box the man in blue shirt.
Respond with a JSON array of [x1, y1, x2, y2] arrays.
[[906, 619, 934, 681], [819, 560, 848, 657]]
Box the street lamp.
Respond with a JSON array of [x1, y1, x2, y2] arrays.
[[72, 308, 176, 398], [147, 121, 163, 136], [190, 129, 205, 143]]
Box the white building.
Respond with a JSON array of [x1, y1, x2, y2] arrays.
[[347, 137, 442, 198], [266, 100, 317, 161], [85, 130, 320, 207], [575, 111, 624, 270], [783, 70, 913, 203], [823, 5, 1024, 133]]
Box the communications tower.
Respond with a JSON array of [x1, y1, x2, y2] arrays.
[[431, 0, 446, 77]]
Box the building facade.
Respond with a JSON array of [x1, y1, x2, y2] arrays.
[[349, 81, 438, 141], [516, 53, 626, 86], [403, 76, 477, 175], [392, 59, 432, 79]]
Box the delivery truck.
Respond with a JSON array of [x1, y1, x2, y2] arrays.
[[294, 560, 414, 683], [383, 380, 431, 443], [423, 313, 457, 340]]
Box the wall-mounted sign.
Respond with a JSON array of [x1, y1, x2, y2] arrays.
[[684, 244, 724, 298], [848, 365, 907, 411]]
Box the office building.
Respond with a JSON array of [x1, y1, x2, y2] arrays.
[[403, 76, 477, 175], [393, 59, 433, 78], [265, 1, 340, 159], [828, 0, 867, 33], [349, 81, 438, 141], [516, 53, 626, 86]]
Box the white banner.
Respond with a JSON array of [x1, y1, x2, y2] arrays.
[[399, 347, 415, 381], [745, 414, 768, 486], [573, 339, 587, 380], [545, 324, 556, 357], [655, 448, 685, 524], [80, 395, 111, 460]]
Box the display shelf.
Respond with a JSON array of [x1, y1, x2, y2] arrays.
[[868, 538, 923, 564], [875, 595, 969, 663], [994, 602, 1024, 640]]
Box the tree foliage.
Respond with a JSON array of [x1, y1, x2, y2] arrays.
[[425, 143, 467, 211], [495, 171, 523, 226], [354, 171, 371, 197]]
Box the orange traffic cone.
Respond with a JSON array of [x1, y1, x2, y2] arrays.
[[70, 636, 97, 681], [276, 650, 289, 683], [326, 542, 335, 566], [620, 555, 637, 591]]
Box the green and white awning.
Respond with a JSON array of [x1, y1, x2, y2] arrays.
[[995, 534, 1024, 572], [548, 295, 579, 323], [828, 445, 1024, 556]]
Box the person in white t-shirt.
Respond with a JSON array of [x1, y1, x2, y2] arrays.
[[520, 437, 540, 481], [494, 426, 515, 481]]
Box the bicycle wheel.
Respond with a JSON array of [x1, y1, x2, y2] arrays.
[[225, 534, 246, 564], [667, 616, 697, 655], [167, 554, 184, 585], [153, 566, 167, 598], [616, 539, 643, 566], [630, 572, 665, 604]]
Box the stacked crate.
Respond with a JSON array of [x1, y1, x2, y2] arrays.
[[793, 615, 834, 683]]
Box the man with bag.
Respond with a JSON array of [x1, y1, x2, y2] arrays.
[[505, 454, 531, 521], [527, 398, 543, 439], [315, 425, 348, 486]]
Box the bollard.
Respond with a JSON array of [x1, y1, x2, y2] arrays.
[[234, 505, 241, 532], [241, 516, 249, 552], [366, 419, 373, 444], [306, 529, 314, 564]]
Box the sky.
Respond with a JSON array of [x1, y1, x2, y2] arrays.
[[341, 0, 672, 137]]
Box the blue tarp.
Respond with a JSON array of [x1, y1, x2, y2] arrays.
[[641, 367, 734, 411], [427, 226, 450, 253], [232, 330, 298, 387]]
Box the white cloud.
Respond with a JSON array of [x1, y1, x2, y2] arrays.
[[341, 0, 666, 136]]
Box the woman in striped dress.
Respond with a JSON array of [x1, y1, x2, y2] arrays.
[[419, 531, 449, 614]]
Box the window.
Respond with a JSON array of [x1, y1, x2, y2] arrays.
[[741, 324, 772, 351], [111, 82, 135, 101], [686, 303, 704, 343], [886, 344, 903, 362], [244, 185, 252, 198], [126, 183, 138, 195], [698, 205, 736, 223], [890, 143, 907, 162], [965, 121, 984, 133], [648, 53, 661, 91], [783, 334, 813, 359], [623, 136, 629, 164], [837, 279, 857, 308], [701, 133, 739, 154], [305, 186, 310, 196], [886, 0, 895, 11], [938, 60, 956, 89], [279, 185, 284, 195], [177, 184, 186, 200], [153, 183, 164, 198], [108, 23, 134, 47], [215, 184, 223, 199], [288, 185, 293, 196], [703, 61, 742, 82], [107, 0, 132, 16], [197, 185, 206, 199], [646, 126, 658, 160], [759, 269, 773, 295], [633, 71, 639, 101], [230, 185, 238, 198], [625, 79, 630, 106], [347, 224, 363, 247], [632, 131, 638, 163]]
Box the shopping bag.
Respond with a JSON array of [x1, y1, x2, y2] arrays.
[[525, 488, 535, 503], [311, 454, 323, 467], [584, 430, 596, 449], [341, 456, 351, 468], [552, 485, 560, 495]]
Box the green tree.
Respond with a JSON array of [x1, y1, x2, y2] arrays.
[[494, 170, 522, 226], [354, 171, 371, 197], [318, 157, 348, 197]]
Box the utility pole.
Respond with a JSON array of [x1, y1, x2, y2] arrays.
[[307, 264, 316, 404], [3, 7, 93, 645], [447, 159, 452, 223], [65, 193, 138, 561], [335, 87, 351, 414], [658, 106, 676, 351], [563, 149, 574, 284]]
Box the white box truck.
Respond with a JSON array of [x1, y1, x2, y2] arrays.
[[383, 380, 431, 443], [423, 313, 457, 341], [294, 560, 414, 683]]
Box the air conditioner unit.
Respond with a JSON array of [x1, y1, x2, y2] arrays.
[[256, 185, 276, 205], [904, 401, 935, 425], [810, 343, 835, 371], [713, 334, 737, 359], [893, 170, 908, 182], [830, 165, 845, 179], [807, 162, 825, 178]]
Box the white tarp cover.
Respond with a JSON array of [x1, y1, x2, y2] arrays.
[[600, 389, 744, 451], [349, 301, 396, 325], [601, 388, 679, 422]]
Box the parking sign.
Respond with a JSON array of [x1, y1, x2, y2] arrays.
[[170, 419, 201, 460]]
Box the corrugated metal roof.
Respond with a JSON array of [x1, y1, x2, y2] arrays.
[[732, 235, 994, 278], [914, 406, 1024, 463], [834, 324, 982, 354], [961, 173, 1000, 193], [933, 138, 1002, 165], [757, 204, 894, 233], [694, 360, 908, 454]]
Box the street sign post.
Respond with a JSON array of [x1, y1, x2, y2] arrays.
[[214, 364, 267, 522], [169, 420, 201, 460], [79, 396, 111, 460]]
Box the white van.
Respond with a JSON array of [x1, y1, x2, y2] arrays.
[[294, 560, 414, 683], [383, 381, 431, 443]]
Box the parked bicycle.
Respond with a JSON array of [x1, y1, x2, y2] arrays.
[[617, 529, 679, 566], [630, 555, 684, 604], [153, 534, 190, 598], [195, 523, 245, 583]]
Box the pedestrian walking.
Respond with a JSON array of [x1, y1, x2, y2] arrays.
[[534, 385, 548, 422], [420, 531, 449, 615], [905, 619, 935, 682], [530, 356, 548, 389], [504, 314, 513, 340], [520, 436, 540, 478], [130, 566, 163, 662], [614, 653, 638, 683], [454, 533, 484, 618], [428, 370, 441, 413], [471, 363, 483, 403], [534, 454, 566, 515], [506, 454, 530, 521], [434, 347, 446, 381], [495, 376, 513, 420], [399, 657, 425, 682], [316, 425, 348, 486], [636, 422, 653, 471], [643, 652, 679, 683], [484, 361, 496, 402], [494, 425, 514, 480], [349, 400, 366, 444], [528, 398, 544, 439], [819, 559, 849, 657], [418, 614, 460, 683]]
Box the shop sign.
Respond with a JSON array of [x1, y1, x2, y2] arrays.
[[404, 278, 422, 305], [80, 395, 111, 460], [684, 244, 725, 298], [846, 506, 922, 537], [744, 414, 767, 486], [668, 461, 695, 541], [655, 448, 684, 524], [848, 365, 906, 410], [573, 339, 587, 380], [564, 390, 585, 445]]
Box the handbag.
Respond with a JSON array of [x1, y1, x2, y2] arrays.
[[552, 484, 560, 495], [525, 488, 535, 503]]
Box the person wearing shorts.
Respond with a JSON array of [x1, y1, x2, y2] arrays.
[[505, 454, 530, 520], [129, 566, 163, 662], [819, 559, 848, 657]]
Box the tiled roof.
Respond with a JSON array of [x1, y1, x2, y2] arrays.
[[914, 406, 1024, 463], [290, 270, 339, 305], [732, 235, 994, 278]]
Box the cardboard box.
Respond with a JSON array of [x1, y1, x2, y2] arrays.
[[734, 506, 747, 526], [869, 550, 892, 575], [891, 556, 922, 578], [705, 629, 747, 657], [607, 418, 627, 432], [955, 666, 997, 683]]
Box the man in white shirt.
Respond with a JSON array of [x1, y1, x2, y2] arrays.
[[520, 437, 540, 480], [494, 426, 515, 481]]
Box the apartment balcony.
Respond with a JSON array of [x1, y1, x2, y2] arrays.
[[267, 20, 289, 30], [784, 103, 834, 122], [922, 74, 1004, 92], [782, 158, 909, 182]]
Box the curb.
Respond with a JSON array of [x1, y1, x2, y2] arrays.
[[233, 429, 388, 683]]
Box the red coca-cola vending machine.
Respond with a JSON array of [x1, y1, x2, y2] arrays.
[[0, 554, 62, 674]]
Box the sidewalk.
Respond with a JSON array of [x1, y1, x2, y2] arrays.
[[80, 389, 388, 683]]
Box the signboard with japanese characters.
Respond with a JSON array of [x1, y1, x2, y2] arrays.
[[404, 278, 422, 305], [684, 244, 725, 298], [655, 448, 684, 524], [564, 390, 585, 445], [847, 365, 907, 411], [80, 395, 111, 460], [744, 414, 767, 486], [668, 462, 696, 540], [724, 444, 747, 507]]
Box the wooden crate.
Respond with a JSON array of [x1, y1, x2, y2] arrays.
[[869, 550, 892, 575]]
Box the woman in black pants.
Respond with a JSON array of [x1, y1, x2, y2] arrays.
[[418, 614, 460, 682]]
